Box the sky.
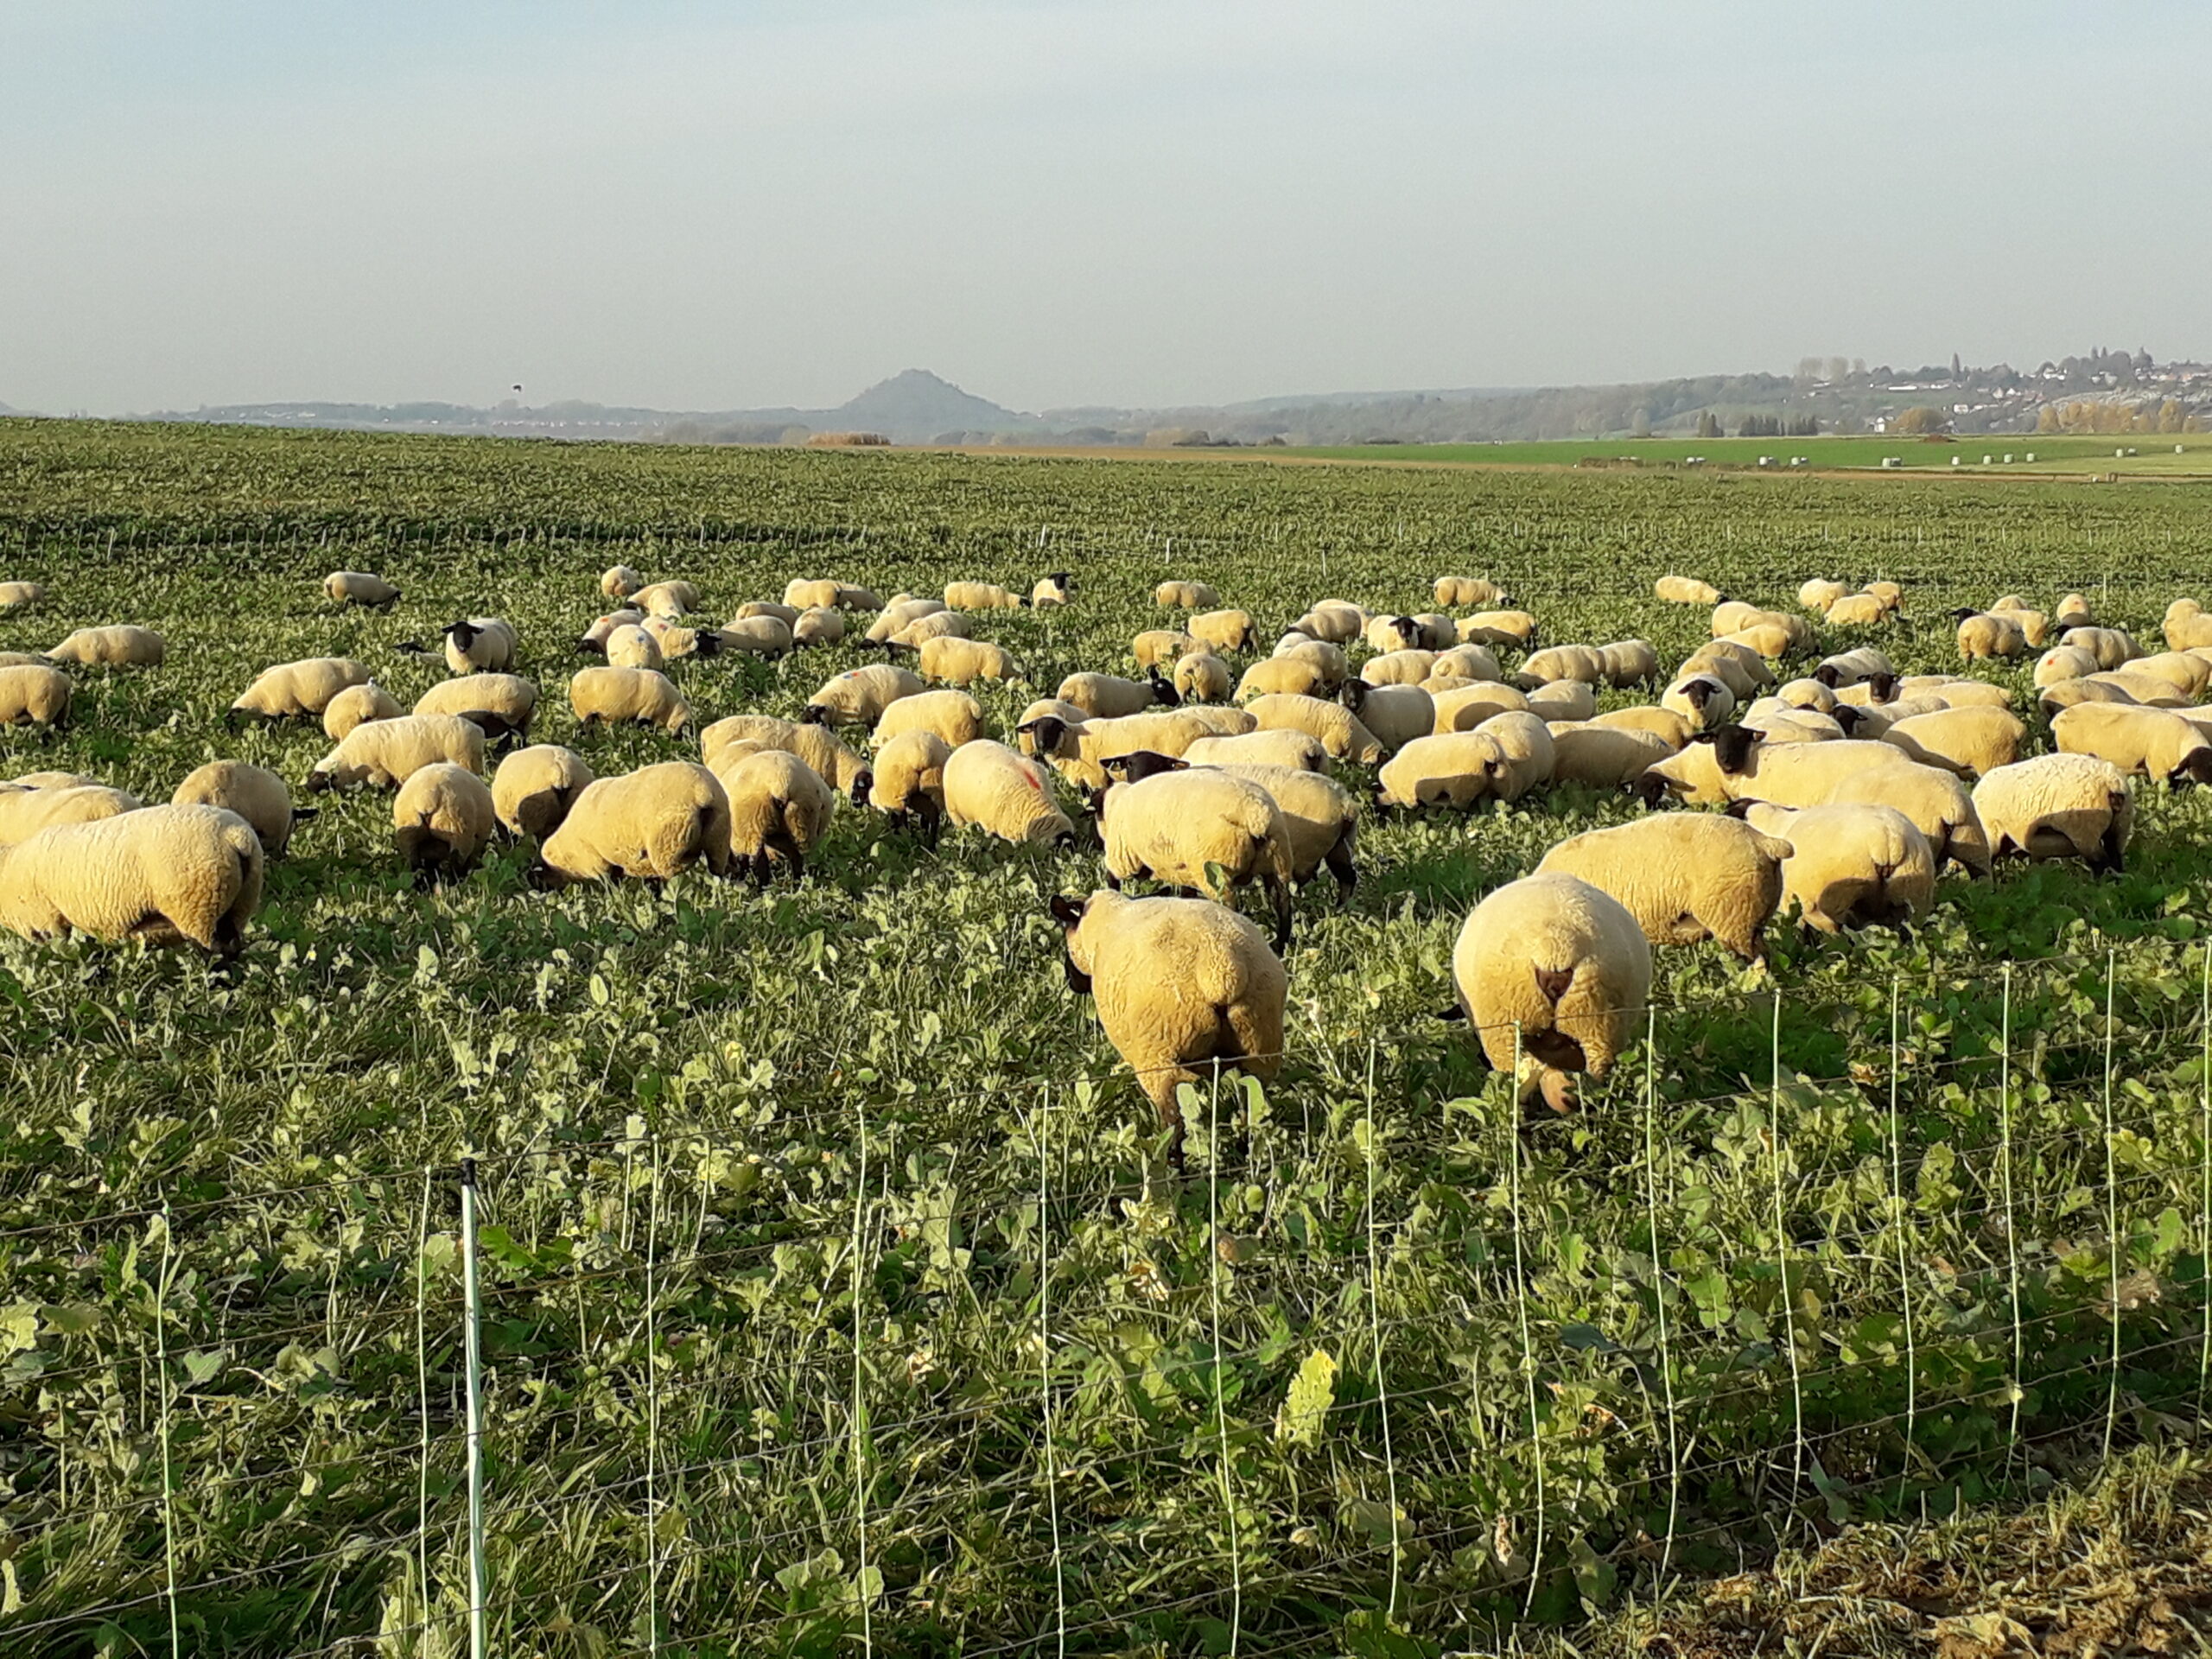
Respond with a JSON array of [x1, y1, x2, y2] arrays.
[[2, 1, 2206, 416]]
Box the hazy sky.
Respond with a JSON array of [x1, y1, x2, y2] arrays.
[[3, 2, 2205, 415]]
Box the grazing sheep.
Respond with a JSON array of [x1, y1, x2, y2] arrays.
[[1864, 581, 1904, 609], [0, 784, 141, 850], [1362, 649, 1436, 687], [2124, 652, 2212, 700], [793, 607, 845, 647], [2055, 593, 2094, 628], [1236, 656, 1335, 702], [1188, 609, 1259, 654], [713, 615, 794, 657], [3, 772, 94, 790], [1813, 646, 1896, 690], [805, 663, 925, 728], [601, 565, 645, 599], [865, 596, 948, 645], [569, 666, 690, 734], [2035, 645, 2099, 688], [393, 763, 495, 884], [1458, 610, 1539, 648], [2039, 678, 2137, 720], [1662, 673, 1736, 733], [640, 618, 720, 661], [604, 624, 664, 671], [2084, 669, 2188, 708], [714, 748, 835, 882], [944, 580, 1027, 611], [0, 581, 45, 609], [321, 681, 402, 744], [2162, 600, 2212, 652], [1526, 681, 1597, 723], [47, 626, 164, 669], [0, 804, 264, 956], [1184, 729, 1328, 772], [1271, 637, 1349, 687], [734, 600, 800, 627], [696, 715, 869, 794], [1682, 640, 1773, 699], [781, 578, 842, 611], [1426, 645, 1505, 683], [414, 673, 538, 745], [578, 609, 645, 653], [1244, 694, 1382, 764], [1376, 731, 1503, 810], [1292, 603, 1366, 644], [1337, 681, 1432, 753], [1740, 708, 1845, 745], [1536, 815, 1791, 959], [1058, 669, 1178, 719], [1878, 708, 2026, 779], [1897, 677, 2012, 709], [1032, 572, 1075, 608], [1954, 611, 2030, 662], [1588, 705, 1693, 750], [1134, 629, 1201, 669], [1096, 767, 1295, 945], [1050, 889, 1286, 1130], [1173, 651, 1232, 702], [863, 730, 952, 842], [1656, 576, 1724, 606], [1156, 580, 1221, 609], [1516, 644, 1608, 690], [631, 581, 700, 620], [1452, 873, 1652, 1109], [916, 635, 1024, 686], [1189, 760, 1358, 896], [1798, 579, 1850, 613], [1430, 680, 1529, 732], [229, 658, 372, 725], [1733, 802, 1936, 933], [1710, 603, 1805, 645], [1773, 678, 1839, 713], [944, 741, 1077, 846], [1721, 622, 1801, 661], [492, 745, 595, 840], [1547, 723, 1673, 789], [1599, 639, 1660, 688], [531, 762, 733, 887], [1974, 754, 2133, 873], [172, 762, 304, 857], [1823, 592, 1894, 627], [325, 571, 400, 609], [1434, 576, 1509, 607], [1019, 708, 1248, 791], [886, 610, 971, 651], [875, 689, 985, 750], [2051, 702, 2212, 785], [2060, 626, 2139, 671], [309, 713, 486, 792]]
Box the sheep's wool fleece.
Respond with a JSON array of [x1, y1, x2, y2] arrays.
[[538, 763, 732, 883], [1535, 815, 1787, 958], [1066, 893, 1285, 1116], [944, 741, 1071, 844], [1452, 873, 1651, 1077], [0, 804, 263, 954]]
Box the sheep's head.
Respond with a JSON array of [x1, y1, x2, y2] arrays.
[[447, 620, 480, 650], [1339, 679, 1369, 713], [1831, 704, 1867, 736], [1704, 724, 1761, 776], [1019, 715, 1073, 758], [798, 704, 833, 727], [1103, 750, 1184, 785], [849, 768, 873, 808], [1145, 668, 1181, 708], [2174, 750, 2212, 787]]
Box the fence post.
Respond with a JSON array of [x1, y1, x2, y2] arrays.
[[1890, 976, 1916, 1501], [1642, 1007, 1679, 1584], [1363, 1038, 1400, 1624], [2103, 952, 2121, 1458], [460, 1158, 489, 1659], [1206, 1058, 1241, 1657], [1508, 1023, 1545, 1615], [1038, 1088, 1066, 1658], [155, 1205, 181, 1659], [1770, 992, 1804, 1514]]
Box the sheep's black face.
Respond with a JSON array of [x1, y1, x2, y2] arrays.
[[448, 621, 479, 649], [1683, 680, 1713, 712], [1047, 894, 1084, 929], [524, 859, 562, 893], [1710, 726, 1759, 775], [798, 706, 831, 727], [1020, 715, 1070, 756], [849, 769, 873, 807], [1831, 705, 1864, 735], [1812, 665, 1841, 689], [1869, 674, 1899, 704], [1114, 751, 1184, 784], [1632, 773, 1671, 809], [306, 770, 336, 794], [2177, 752, 2212, 787], [1339, 680, 1368, 712]]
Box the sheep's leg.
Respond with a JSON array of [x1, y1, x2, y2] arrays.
[[1264, 874, 1294, 953], [1325, 837, 1357, 900]]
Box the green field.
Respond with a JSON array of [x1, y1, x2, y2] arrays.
[[7, 419, 2212, 1656], [1293, 432, 2212, 474]]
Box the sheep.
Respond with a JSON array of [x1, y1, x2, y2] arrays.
[[415, 618, 518, 677], [0, 804, 264, 956], [1155, 580, 1221, 609], [1478, 711, 1556, 802], [491, 745, 595, 840], [46, 626, 164, 669], [2123, 652, 2212, 700], [1272, 637, 1349, 687], [2163, 600, 2212, 652], [1050, 889, 1285, 1131], [228, 658, 372, 725], [1170, 608, 1254, 655], [1430, 680, 1529, 732], [0, 784, 141, 849], [2040, 678, 2136, 720], [806, 663, 925, 727], [391, 763, 495, 885], [1721, 622, 1801, 661], [1733, 802, 1936, 933], [1096, 768, 1294, 946], [171, 762, 305, 857], [1998, 607, 2053, 647], [940, 580, 1022, 611], [309, 713, 486, 792], [605, 624, 664, 671], [1599, 639, 1660, 688], [734, 600, 801, 627], [1236, 657, 1334, 702], [1244, 694, 1382, 764], [1588, 705, 1692, 749], [1813, 647, 1897, 690], [2051, 702, 2212, 785], [1710, 604, 1808, 648], [570, 666, 691, 734], [631, 581, 700, 620], [1376, 732, 1499, 809], [712, 615, 794, 658], [601, 566, 645, 600], [697, 715, 869, 794], [1823, 592, 1894, 627], [866, 597, 948, 645], [943, 741, 1076, 846], [1173, 651, 1232, 702], [3, 771, 94, 790], [2060, 626, 2139, 671], [1974, 755, 2133, 873], [1865, 581, 1904, 609], [712, 748, 835, 882], [1434, 576, 1510, 607], [2085, 670, 2189, 708], [1526, 682, 1597, 723], [1516, 644, 1608, 689], [1032, 572, 1075, 608], [1896, 677, 2012, 709], [1291, 603, 1366, 645], [792, 607, 844, 648], [1740, 708, 1845, 745], [1019, 708, 1252, 791], [1656, 576, 1724, 606], [1458, 610, 1538, 648], [1798, 579, 1850, 613], [640, 618, 720, 661], [1363, 649, 1435, 687], [1681, 641, 1771, 700], [1014, 700, 1090, 759], [887, 610, 971, 651], [324, 571, 400, 609], [782, 578, 842, 611], [1878, 708, 2027, 779], [1536, 815, 1791, 960], [1451, 873, 1651, 1110], [2036, 645, 2099, 688], [1134, 629, 1201, 669], [1956, 607, 2032, 658], [1192, 761, 1358, 897], [1773, 678, 1839, 713], [2056, 593, 2095, 628], [1662, 673, 1736, 733], [531, 762, 733, 887], [414, 673, 538, 745], [875, 689, 985, 750], [1426, 645, 1503, 683], [1363, 614, 1426, 654], [0, 581, 44, 609], [862, 730, 952, 842], [1830, 696, 1955, 740], [1547, 724, 1672, 789], [1184, 729, 1327, 772], [1338, 681, 1432, 752], [1058, 670, 1177, 718], [578, 609, 645, 653]]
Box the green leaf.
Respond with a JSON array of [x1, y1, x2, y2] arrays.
[[1274, 1347, 1338, 1447]]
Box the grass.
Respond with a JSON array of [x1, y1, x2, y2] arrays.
[[2, 418, 2212, 1654]]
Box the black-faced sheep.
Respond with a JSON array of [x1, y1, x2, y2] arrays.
[[570, 666, 690, 734], [1536, 814, 1790, 959], [531, 762, 732, 887], [393, 763, 496, 886], [0, 804, 263, 956], [943, 741, 1077, 846], [229, 658, 372, 725], [1973, 753, 2133, 873], [173, 761, 307, 857], [492, 745, 595, 840], [325, 571, 400, 608], [309, 714, 486, 792]]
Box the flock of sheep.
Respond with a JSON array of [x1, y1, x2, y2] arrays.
[[0, 556, 2196, 1128]]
